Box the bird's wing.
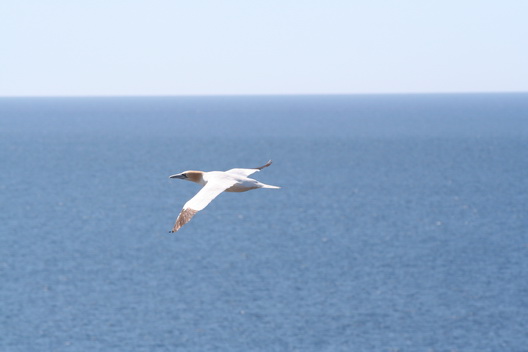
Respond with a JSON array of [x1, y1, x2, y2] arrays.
[[171, 177, 237, 233], [226, 160, 272, 178]]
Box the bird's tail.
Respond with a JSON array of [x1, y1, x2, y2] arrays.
[[260, 183, 281, 189]]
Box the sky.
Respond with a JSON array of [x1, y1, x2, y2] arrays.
[[1, 1, 527, 96]]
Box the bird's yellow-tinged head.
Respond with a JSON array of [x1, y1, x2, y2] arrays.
[[169, 170, 204, 184]]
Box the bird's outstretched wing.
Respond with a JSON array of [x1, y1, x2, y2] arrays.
[[226, 160, 272, 178], [171, 178, 236, 233]]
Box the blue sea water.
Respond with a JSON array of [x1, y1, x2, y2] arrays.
[[0, 94, 527, 351]]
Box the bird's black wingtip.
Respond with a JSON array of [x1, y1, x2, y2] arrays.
[[255, 160, 273, 170]]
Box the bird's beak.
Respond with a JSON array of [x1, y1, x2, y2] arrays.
[[169, 173, 187, 179]]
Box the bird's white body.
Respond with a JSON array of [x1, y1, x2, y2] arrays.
[[169, 160, 279, 232], [204, 171, 278, 193]]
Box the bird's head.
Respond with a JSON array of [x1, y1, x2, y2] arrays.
[[169, 170, 204, 184]]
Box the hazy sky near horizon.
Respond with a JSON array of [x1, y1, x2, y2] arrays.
[[1, 1, 527, 96]]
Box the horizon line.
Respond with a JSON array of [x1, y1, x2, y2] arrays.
[[1, 90, 527, 98]]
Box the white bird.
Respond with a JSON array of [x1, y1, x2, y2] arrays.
[[169, 160, 280, 233]]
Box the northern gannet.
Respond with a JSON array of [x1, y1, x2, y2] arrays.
[[169, 160, 280, 233]]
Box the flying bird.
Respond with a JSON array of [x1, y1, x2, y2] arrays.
[[169, 160, 280, 233]]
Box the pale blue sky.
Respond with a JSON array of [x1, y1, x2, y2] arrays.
[[1, 1, 527, 96]]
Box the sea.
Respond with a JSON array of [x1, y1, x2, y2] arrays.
[[0, 94, 527, 351]]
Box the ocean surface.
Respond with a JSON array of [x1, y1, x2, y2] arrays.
[[1, 94, 527, 351]]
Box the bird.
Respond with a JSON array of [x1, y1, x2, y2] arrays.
[[168, 160, 280, 233]]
